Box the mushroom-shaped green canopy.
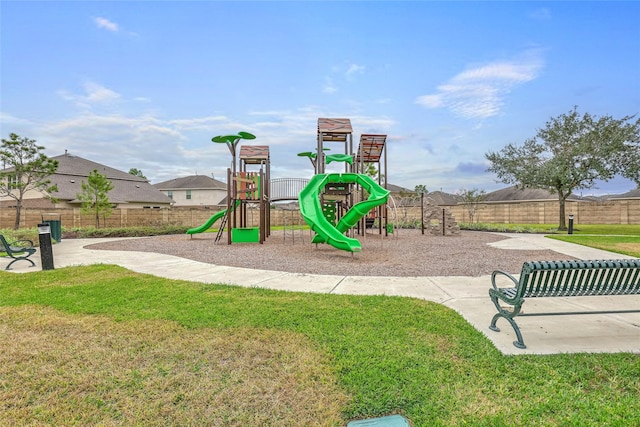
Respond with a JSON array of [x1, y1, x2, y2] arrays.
[[212, 131, 256, 144], [211, 135, 239, 144], [297, 151, 316, 159]]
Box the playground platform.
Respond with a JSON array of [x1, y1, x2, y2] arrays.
[[4, 233, 639, 356]]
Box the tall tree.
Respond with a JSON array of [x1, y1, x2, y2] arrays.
[[77, 169, 114, 228], [0, 133, 59, 229], [457, 188, 486, 223], [486, 107, 640, 230], [128, 168, 147, 180]]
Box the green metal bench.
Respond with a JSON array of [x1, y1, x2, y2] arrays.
[[489, 259, 640, 349], [0, 235, 37, 270]]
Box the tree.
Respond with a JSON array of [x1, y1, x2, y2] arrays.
[[486, 107, 640, 230], [77, 170, 114, 228], [0, 133, 59, 229], [128, 168, 147, 180], [457, 188, 486, 223], [414, 184, 428, 195], [363, 162, 376, 177]]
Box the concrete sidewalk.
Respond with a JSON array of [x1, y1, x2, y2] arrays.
[[4, 233, 639, 355]]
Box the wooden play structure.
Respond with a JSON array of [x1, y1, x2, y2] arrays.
[[354, 133, 389, 235], [311, 118, 390, 236], [211, 132, 271, 245], [297, 118, 391, 252]]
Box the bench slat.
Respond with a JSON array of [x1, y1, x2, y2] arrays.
[[521, 260, 640, 298]]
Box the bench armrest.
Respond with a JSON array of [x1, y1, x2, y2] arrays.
[[490, 270, 519, 292], [489, 269, 526, 309]]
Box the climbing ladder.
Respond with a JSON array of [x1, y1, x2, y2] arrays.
[[214, 209, 230, 244]]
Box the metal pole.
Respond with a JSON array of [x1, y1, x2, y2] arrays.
[[421, 192, 425, 235], [227, 168, 232, 245]]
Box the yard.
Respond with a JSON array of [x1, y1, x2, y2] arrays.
[[1, 264, 638, 426]]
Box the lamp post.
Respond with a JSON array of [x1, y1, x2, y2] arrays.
[[568, 214, 574, 235], [37, 223, 54, 270]]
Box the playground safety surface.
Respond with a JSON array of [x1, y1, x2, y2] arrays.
[[4, 230, 639, 355], [85, 230, 566, 277]]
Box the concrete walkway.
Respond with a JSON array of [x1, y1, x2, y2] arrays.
[[4, 233, 639, 355]]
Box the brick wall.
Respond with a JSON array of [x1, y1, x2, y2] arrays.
[[1, 198, 638, 230], [447, 199, 640, 225], [0, 206, 298, 230]]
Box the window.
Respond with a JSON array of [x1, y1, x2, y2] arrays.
[[186, 190, 192, 200], [7, 174, 19, 191], [167, 191, 173, 199]]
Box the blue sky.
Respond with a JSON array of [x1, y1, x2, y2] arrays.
[[1, 1, 639, 195]]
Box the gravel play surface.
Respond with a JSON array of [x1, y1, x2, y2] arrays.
[[86, 230, 570, 277]]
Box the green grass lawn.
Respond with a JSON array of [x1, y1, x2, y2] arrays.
[[547, 235, 640, 258], [461, 223, 640, 236], [560, 224, 640, 235], [542, 223, 640, 258], [1, 265, 638, 426]]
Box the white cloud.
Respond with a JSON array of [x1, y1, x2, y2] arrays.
[[323, 77, 337, 94], [93, 16, 138, 37], [415, 94, 442, 108], [322, 62, 366, 94], [0, 112, 33, 126], [83, 82, 121, 103], [169, 116, 229, 130], [58, 81, 121, 108], [415, 50, 544, 119], [7, 79, 397, 185], [94, 17, 119, 32], [345, 63, 365, 76]]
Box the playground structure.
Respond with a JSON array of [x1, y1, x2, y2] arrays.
[[187, 132, 271, 245], [297, 118, 391, 252], [187, 118, 396, 253]]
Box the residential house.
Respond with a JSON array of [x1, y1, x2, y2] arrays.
[[153, 175, 227, 207], [424, 190, 461, 206], [0, 153, 173, 209], [609, 188, 640, 200], [482, 186, 584, 203]]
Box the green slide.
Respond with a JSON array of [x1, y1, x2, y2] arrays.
[[298, 173, 390, 252], [186, 200, 239, 235]]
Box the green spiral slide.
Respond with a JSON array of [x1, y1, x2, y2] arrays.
[[186, 200, 240, 235], [298, 173, 390, 252]]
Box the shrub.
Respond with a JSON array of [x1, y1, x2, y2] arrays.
[[63, 225, 190, 239], [459, 222, 558, 233]]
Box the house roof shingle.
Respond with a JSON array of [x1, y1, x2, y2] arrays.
[[153, 175, 227, 190], [483, 186, 582, 202], [385, 183, 414, 193], [47, 154, 173, 205], [608, 188, 640, 200], [424, 191, 461, 206]]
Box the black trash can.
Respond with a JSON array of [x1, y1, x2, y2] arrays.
[[42, 213, 62, 242]]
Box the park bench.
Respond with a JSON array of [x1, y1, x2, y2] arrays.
[[0, 235, 37, 270], [489, 259, 640, 349]]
